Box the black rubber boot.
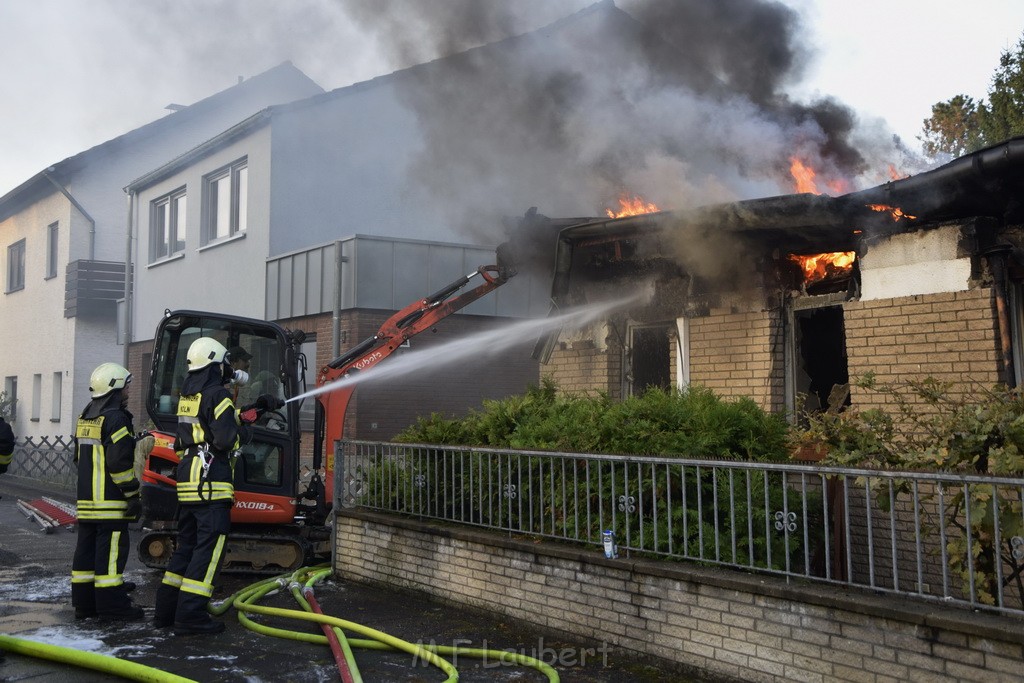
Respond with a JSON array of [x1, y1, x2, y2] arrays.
[[97, 604, 145, 621], [153, 584, 178, 628], [174, 619, 225, 636]]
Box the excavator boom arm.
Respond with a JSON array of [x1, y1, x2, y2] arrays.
[[314, 261, 513, 461]]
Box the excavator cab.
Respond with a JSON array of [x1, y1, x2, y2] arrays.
[[139, 310, 325, 573]]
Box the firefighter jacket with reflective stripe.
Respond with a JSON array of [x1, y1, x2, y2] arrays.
[[0, 418, 14, 471], [175, 379, 247, 504], [74, 408, 139, 521]]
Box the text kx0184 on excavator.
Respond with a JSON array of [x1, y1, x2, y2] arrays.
[[138, 249, 515, 573]]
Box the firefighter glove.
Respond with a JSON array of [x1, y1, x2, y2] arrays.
[[125, 497, 141, 521], [240, 408, 259, 424], [255, 394, 285, 412]]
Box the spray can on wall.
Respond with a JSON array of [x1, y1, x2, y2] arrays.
[[602, 530, 617, 559]]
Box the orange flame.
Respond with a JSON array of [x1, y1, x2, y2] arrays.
[[867, 204, 916, 221], [887, 163, 909, 181], [790, 157, 819, 194], [789, 156, 849, 195], [789, 251, 856, 283], [605, 193, 659, 219]]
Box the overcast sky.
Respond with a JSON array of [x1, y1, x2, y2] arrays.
[[1, 0, 1022, 199]]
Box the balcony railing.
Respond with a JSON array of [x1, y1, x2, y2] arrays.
[[65, 259, 127, 318]]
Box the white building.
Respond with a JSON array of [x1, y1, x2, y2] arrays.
[[0, 62, 323, 438]]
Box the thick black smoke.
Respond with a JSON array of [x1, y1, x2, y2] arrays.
[[340, 0, 917, 240]]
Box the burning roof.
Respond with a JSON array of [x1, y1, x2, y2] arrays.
[[529, 135, 1024, 362]]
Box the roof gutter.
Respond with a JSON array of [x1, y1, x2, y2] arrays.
[[43, 169, 96, 260], [843, 136, 1024, 218]]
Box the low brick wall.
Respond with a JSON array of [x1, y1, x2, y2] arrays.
[[336, 510, 1024, 683]]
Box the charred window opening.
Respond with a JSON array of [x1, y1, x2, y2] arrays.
[[791, 305, 849, 416], [787, 251, 859, 296], [627, 323, 671, 396]]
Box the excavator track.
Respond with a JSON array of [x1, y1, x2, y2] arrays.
[[138, 528, 326, 575]]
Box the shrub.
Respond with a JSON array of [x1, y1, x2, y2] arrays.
[[383, 381, 811, 572], [397, 379, 791, 462], [796, 374, 1024, 606]]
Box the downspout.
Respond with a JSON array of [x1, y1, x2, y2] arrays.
[[123, 190, 134, 367], [43, 169, 96, 260], [977, 217, 1015, 388], [982, 243, 1015, 388], [332, 240, 343, 357]]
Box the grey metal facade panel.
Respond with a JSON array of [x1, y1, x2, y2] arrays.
[[264, 236, 546, 321], [339, 240, 355, 310], [306, 248, 323, 314], [265, 260, 279, 319], [393, 241, 431, 307], [355, 239, 395, 309], [278, 258, 293, 319], [291, 251, 308, 316]]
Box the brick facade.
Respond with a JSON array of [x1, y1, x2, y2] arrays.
[[336, 511, 1024, 683], [689, 308, 785, 413], [542, 338, 624, 399], [844, 288, 1002, 408]]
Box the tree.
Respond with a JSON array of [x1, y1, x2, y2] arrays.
[[920, 94, 982, 159], [978, 37, 1024, 144], [921, 35, 1024, 159]]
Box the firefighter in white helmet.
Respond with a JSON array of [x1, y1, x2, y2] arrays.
[[153, 337, 281, 634], [152, 337, 245, 634], [72, 362, 144, 621]]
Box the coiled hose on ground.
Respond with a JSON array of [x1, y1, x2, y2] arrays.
[[0, 566, 560, 683]]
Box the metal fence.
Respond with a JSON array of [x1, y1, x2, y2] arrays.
[[337, 439, 1024, 617], [6, 436, 76, 490]]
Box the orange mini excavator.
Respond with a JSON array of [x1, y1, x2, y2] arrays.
[[138, 248, 514, 573]]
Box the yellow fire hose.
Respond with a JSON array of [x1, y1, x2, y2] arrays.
[[0, 565, 560, 682]]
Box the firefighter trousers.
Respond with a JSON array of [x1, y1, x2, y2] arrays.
[[71, 520, 133, 616], [154, 501, 231, 626]]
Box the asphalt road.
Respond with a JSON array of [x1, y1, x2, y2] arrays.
[[0, 476, 704, 682]]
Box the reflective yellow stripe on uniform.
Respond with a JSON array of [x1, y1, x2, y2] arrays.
[[213, 397, 233, 420], [95, 530, 124, 588], [175, 455, 234, 503], [76, 499, 128, 521], [71, 570, 95, 584], [161, 571, 184, 589], [180, 534, 224, 599], [0, 452, 11, 466], [177, 482, 234, 503], [110, 467, 135, 485]]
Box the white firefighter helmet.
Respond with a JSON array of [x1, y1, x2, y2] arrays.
[[89, 362, 132, 398], [187, 337, 229, 371]]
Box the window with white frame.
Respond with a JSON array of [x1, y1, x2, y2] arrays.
[[151, 188, 187, 262], [46, 222, 59, 278], [31, 374, 41, 421], [203, 158, 247, 244], [6, 239, 25, 292], [4, 376, 17, 421], [51, 372, 62, 421]]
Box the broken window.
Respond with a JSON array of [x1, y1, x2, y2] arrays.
[[626, 323, 672, 396], [787, 302, 849, 418]]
